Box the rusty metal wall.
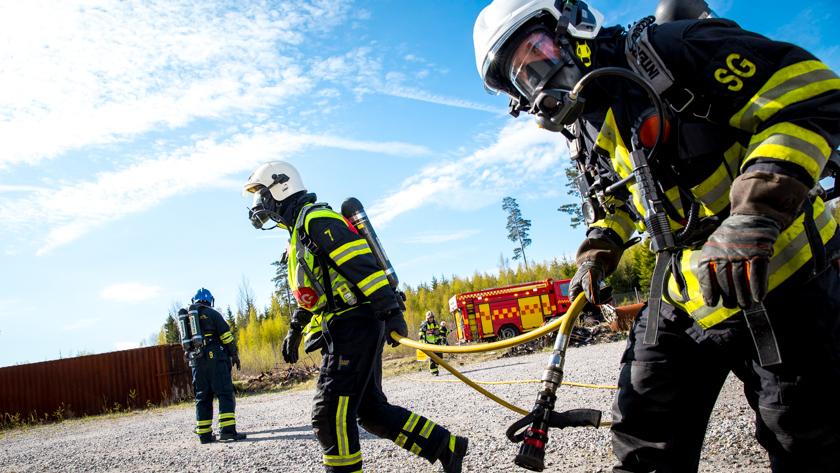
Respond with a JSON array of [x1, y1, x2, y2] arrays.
[[0, 344, 192, 419]]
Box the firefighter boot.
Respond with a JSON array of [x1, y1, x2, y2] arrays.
[[220, 432, 247, 441], [199, 433, 217, 444], [440, 435, 469, 473]]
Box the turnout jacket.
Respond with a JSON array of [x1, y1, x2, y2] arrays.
[[575, 19, 840, 329], [287, 201, 399, 343], [418, 320, 441, 344], [189, 305, 235, 366]]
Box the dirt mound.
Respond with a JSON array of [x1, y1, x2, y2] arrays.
[[242, 365, 319, 392]]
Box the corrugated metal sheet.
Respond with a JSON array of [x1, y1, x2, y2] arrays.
[[0, 344, 192, 419]]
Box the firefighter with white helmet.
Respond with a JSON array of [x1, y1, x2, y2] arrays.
[[418, 310, 443, 375], [242, 161, 468, 473], [474, 0, 840, 471]]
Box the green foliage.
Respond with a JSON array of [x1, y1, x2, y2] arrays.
[[557, 165, 584, 229], [163, 315, 179, 344], [502, 196, 532, 267]]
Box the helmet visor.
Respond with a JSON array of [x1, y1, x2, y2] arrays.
[[509, 30, 565, 100]]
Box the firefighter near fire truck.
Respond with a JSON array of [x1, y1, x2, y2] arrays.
[[178, 288, 246, 444], [475, 0, 840, 471], [418, 311, 443, 376], [242, 161, 469, 473]]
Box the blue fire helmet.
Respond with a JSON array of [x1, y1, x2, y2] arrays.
[[192, 288, 214, 307]]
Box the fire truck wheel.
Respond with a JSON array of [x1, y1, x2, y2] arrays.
[[498, 324, 520, 340]]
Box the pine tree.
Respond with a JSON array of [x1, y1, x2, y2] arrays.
[[271, 259, 295, 319], [557, 165, 584, 228], [163, 315, 179, 344], [226, 305, 237, 337], [502, 196, 532, 270]]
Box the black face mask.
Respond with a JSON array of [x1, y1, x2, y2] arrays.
[[506, 27, 587, 132]]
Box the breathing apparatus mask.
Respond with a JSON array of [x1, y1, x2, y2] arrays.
[[247, 174, 291, 230]]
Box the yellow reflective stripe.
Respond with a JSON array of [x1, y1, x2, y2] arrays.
[[219, 420, 236, 427], [304, 208, 347, 232], [730, 60, 840, 132], [590, 209, 636, 243], [219, 413, 235, 419], [329, 240, 372, 266], [323, 451, 362, 466], [358, 271, 388, 296], [665, 186, 683, 217], [197, 420, 213, 426], [691, 164, 732, 216], [395, 433, 408, 448], [409, 443, 422, 455], [741, 122, 830, 182], [336, 396, 349, 456], [196, 427, 213, 434], [403, 412, 420, 433], [419, 419, 436, 439], [449, 435, 456, 452], [220, 332, 233, 343], [665, 197, 837, 328], [596, 109, 633, 179]]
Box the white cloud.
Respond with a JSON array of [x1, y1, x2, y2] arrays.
[[0, 185, 43, 193], [62, 318, 102, 331], [115, 342, 141, 350], [0, 0, 353, 167], [0, 126, 430, 254], [101, 283, 161, 303], [403, 230, 483, 244], [380, 86, 508, 114], [368, 118, 569, 225]]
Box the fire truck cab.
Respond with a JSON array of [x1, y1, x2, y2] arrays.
[[448, 279, 572, 342]]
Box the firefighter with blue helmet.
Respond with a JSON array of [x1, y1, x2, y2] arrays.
[[186, 288, 246, 444], [475, 0, 840, 471], [242, 161, 468, 473]]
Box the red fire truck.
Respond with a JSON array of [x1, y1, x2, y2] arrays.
[[448, 279, 573, 342]]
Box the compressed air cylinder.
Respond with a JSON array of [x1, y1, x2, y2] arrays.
[[177, 309, 193, 352], [188, 308, 203, 349], [340, 197, 399, 291]]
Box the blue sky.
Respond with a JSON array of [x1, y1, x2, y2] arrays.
[[1, 0, 838, 367]]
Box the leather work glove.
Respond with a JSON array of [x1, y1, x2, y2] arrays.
[[569, 262, 607, 305], [230, 355, 241, 371], [570, 237, 624, 305], [281, 328, 303, 364], [697, 214, 781, 309], [697, 171, 809, 309], [385, 312, 409, 348]]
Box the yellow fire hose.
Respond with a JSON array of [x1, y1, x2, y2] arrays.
[[391, 295, 613, 427]]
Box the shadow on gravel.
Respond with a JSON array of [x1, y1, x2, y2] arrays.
[[241, 425, 314, 443]]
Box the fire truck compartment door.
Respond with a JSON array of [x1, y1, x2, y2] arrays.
[[478, 303, 494, 337], [518, 296, 543, 330]]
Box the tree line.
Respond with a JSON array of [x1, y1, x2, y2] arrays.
[[143, 201, 839, 377]]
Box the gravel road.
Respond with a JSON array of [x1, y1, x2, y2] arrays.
[[1, 340, 770, 472]]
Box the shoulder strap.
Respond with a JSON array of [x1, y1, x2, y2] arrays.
[[625, 20, 675, 96]]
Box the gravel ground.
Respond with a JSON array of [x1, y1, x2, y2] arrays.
[[0, 340, 770, 472]]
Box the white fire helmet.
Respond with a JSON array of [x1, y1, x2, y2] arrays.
[[474, 0, 603, 98], [426, 310, 436, 320], [241, 161, 306, 202]]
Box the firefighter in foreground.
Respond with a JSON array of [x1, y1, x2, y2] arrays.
[[418, 311, 443, 376], [181, 288, 246, 444], [241, 161, 468, 473], [475, 0, 840, 471]]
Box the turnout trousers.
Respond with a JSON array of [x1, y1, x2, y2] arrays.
[[312, 314, 453, 473], [611, 267, 840, 473], [192, 354, 237, 440]]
